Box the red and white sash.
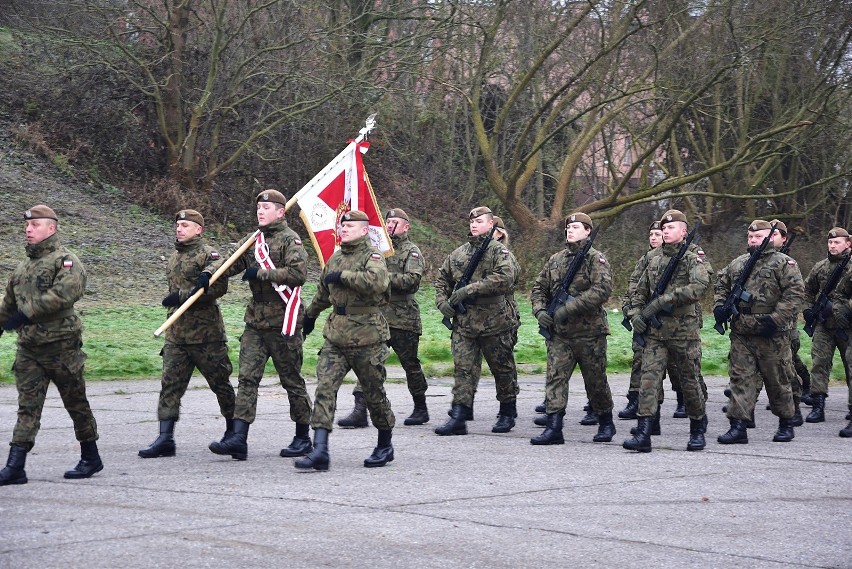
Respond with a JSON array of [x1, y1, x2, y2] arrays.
[[254, 232, 301, 336]]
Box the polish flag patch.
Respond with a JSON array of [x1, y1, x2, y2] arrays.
[[787, 260, 797, 265], [294, 239, 302, 246], [599, 256, 607, 264], [371, 253, 382, 261], [63, 259, 73, 268], [210, 251, 220, 260]]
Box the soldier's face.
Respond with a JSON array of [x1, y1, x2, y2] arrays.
[[828, 237, 851, 255], [386, 217, 409, 236], [648, 229, 663, 248], [770, 230, 785, 248], [469, 215, 493, 236], [257, 202, 285, 226], [662, 221, 687, 244], [25, 219, 56, 245], [340, 220, 369, 243], [747, 229, 771, 248], [565, 222, 590, 243], [175, 220, 202, 242]]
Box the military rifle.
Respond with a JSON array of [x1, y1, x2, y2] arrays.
[[442, 225, 497, 330], [633, 221, 701, 347], [538, 226, 600, 341], [803, 252, 851, 339], [713, 223, 777, 335], [779, 232, 795, 255]]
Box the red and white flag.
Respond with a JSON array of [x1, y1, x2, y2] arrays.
[[288, 137, 393, 266]]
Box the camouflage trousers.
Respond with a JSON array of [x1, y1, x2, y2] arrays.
[[809, 325, 851, 397], [756, 329, 803, 405], [451, 330, 518, 407], [235, 326, 311, 425], [158, 342, 235, 421], [726, 333, 794, 420], [351, 328, 427, 397], [638, 337, 705, 419], [544, 334, 613, 415], [312, 341, 395, 431], [11, 336, 98, 451]]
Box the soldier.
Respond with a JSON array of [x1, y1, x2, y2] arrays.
[[139, 209, 236, 458], [833, 264, 852, 437], [530, 212, 615, 445], [623, 209, 709, 453], [296, 210, 396, 470], [337, 208, 430, 428], [801, 227, 852, 424], [196, 190, 312, 461], [0, 205, 102, 485], [715, 220, 804, 444], [434, 206, 519, 436]]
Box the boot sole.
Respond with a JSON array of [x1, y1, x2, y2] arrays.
[[717, 438, 748, 444], [0, 476, 27, 485], [530, 438, 564, 445], [403, 418, 429, 426], [434, 428, 467, 436], [138, 448, 176, 458], [592, 436, 614, 442], [622, 444, 651, 452], [279, 448, 312, 458], [64, 463, 104, 479], [294, 461, 329, 471], [364, 453, 394, 468]]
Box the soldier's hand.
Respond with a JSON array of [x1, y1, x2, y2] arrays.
[[630, 315, 647, 335], [641, 296, 667, 319], [324, 271, 343, 285], [302, 316, 316, 338], [756, 316, 778, 337], [190, 271, 212, 295], [438, 302, 455, 320], [820, 300, 833, 320], [713, 305, 727, 322], [802, 308, 814, 322], [536, 311, 554, 328], [448, 286, 472, 307], [161, 292, 181, 307], [242, 267, 259, 281], [2, 311, 31, 331], [554, 303, 571, 324], [834, 307, 851, 329]]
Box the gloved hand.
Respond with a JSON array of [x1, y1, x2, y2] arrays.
[[834, 307, 851, 329], [324, 271, 343, 285], [630, 315, 647, 335], [756, 315, 778, 337], [820, 300, 833, 320], [302, 316, 316, 338], [448, 286, 472, 307], [536, 311, 554, 328], [641, 296, 668, 319], [190, 271, 212, 296], [438, 302, 455, 320], [554, 303, 572, 324], [713, 305, 727, 322], [161, 292, 181, 307], [242, 267, 259, 281], [802, 307, 814, 323], [2, 311, 31, 331]]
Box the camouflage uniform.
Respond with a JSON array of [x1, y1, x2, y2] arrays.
[[831, 267, 852, 412], [159, 235, 234, 421], [0, 233, 98, 451]]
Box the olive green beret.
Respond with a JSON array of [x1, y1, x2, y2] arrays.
[[748, 219, 772, 231], [769, 219, 787, 235], [256, 189, 287, 206], [469, 206, 493, 220], [660, 209, 687, 227], [565, 212, 593, 228], [385, 208, 409, 222], [342, 210, 369, 222], [828, 227, 850, 238], [175, 209, 204, 227], [649, 221, 661, 231], [24, 204, 58, 221]]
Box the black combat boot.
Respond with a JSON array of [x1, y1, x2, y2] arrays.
[[593, 412, 616, 442], [805, 394, 825, 423], [773, 417, 795, 442], [839, 421, 852, 438], [447, 404, 475, 421], [435, 404, 469, 436], [622, 417, 652, 452], [64, 440, 104, 479], [209, 419, 249, 460], [673, 391, 687, 418], [530, 413, 564, 445], [618, 392, 639, 420], [800, 377, 813, 407], [717, 419, 748, 444], [364, 429, 394, 467], [686, 416, 707, 451], [0, 445, 28, 486], [846, 406, 851, 421], [632, 409, 661, 435], [219, 418, 234, 444], [492, 401, 517, 433], [533, 414, 548, 426], [280, 423, 313, 457], [338, 392, 369, 428], [404, 394, 430, 426], [790, 406, 804, 427], [579, 400, 599, 425], [295, 428, 330, 471], [138, 419, 176, 458], [534, 399, 546, 414]]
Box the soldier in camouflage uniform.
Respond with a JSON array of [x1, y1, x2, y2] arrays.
[[830, 253, 852, 437], [139, 209, 235, 459], [801, 227, 852, 425], [434, 206, 519, 436], [337, 208, 429, 428], [715, 220, 804, 445], [0, 205, 102, 486], [623, 210, 709, 453], [296, 210, 396, 470], [530, 212, 615, 445], [198, 190, 312, 461]]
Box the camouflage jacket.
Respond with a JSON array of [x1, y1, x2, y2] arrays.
[[506, 248, 522, 330], [207, 218, 308, 330], [0, 233, 85, 346], [530, 240, 611, 338], [306, 234, 390, 348], [382, 233, 424, 334], [435, 234, 516, 337], [805, 251, 852, 331], [622, 246, 654, 315], [715, 247, 804, 335], [165, 235, 228, 345], [634, 241, 710, 340]]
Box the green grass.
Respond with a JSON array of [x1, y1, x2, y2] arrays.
[[0, 284, 846, 384]]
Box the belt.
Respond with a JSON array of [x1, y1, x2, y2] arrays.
[[740, 306, 772, 315], [470, 296, 504, 305], [335, 306, 380, 315], [389, 294, 415, 302], [29, 308, 74, 323]]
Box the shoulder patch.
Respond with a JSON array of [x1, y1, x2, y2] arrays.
[[696, 257, 705, 264], [62, 259, 73, 268], [411, 252, 420, 259], [697, 249, 705, 256], [294, 238, 302, 246], [501, 248, 509, 256], [599, 255, 607, 264], [210, 251, 220, 260], [787, 260, 797, 266], [370, 253, 382, 261]]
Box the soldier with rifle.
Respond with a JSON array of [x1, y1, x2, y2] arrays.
[[530, 213, 614, 445], [434, 206, 518, 436], [714, 220, 804, 445], [623, 210, 709, 453]]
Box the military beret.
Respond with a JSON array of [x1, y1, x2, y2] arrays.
[[175, 209, 204, 227], [748, 219, 772, 232], [649, 221, 661, 231], [385, 208, 409, 222], [493, 215, 506, 229], [565, 212, 593, 228], [256, 189, 287, 206], [828, 227, 850, 239], [768, 219, 787, 235], [469, 206, 493, 220], [659, 209, 687, 227], [342, 210, 369, 222], [24, 204, 58, 222]]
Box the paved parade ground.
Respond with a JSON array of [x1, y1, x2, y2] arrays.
[[0, 372, 850, 569]]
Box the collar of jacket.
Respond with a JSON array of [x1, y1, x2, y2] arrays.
[[391, 233, 410, 246], [258, 218, 288, 235], [565, 238, 589, 254], [340, 234, 369, 254], [25, 233, 60, 259], [828, 249, 851, 263], [661, 241, 682, 256], [175, 235, 203, 253]]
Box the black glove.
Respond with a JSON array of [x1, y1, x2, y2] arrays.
[[713, 305, 727, 322], [536, 311, 554, 328], [630, 315, 647, 335], [190, 271, 212, 295], [242, 267, 259, 281], [802, 308, 814, 322], [834, 307, 851, 329], [438, 302, 455, 320], [161, 292, 181, 307], [820, 300, 833, 320], [2, 311, 31, 331], [302, 316, 316, 338], [324, 271, 343, 285], [756, 315, 778, 337]]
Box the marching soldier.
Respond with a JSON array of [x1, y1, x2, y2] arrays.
[[831, 261, 852, 437], [530, 212, 615, 445], [715, 220, 804, 444], [0, 205, 102, 485], [434, 206, 519, 436], [196, 190, 312, 461], [297, 210, 396, 470], [337, 208, 430, 427], [139, 209, 236, 458]]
